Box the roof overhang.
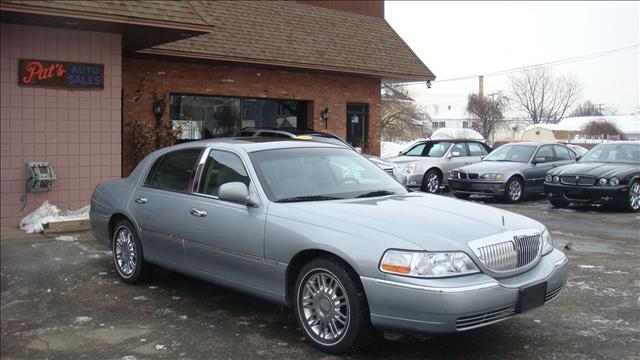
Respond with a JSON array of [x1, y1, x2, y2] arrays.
[[0, 3, 212, 54], [136, 47, 436, 82]]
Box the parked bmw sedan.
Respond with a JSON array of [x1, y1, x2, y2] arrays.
[[544, 142, 640, 211], [449, 142, 578, 202], [90, 138, 568, 354], [386, 140, 492, 193]]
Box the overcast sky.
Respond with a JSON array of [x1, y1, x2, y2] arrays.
[[385, 1, 639, 117]]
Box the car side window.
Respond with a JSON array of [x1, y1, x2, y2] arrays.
[[198, 150, 250, 197], [405, 143, 426, 156], [534, 145, 556, 163], [554, 145, 574, 161], [145, 148, 203, 192], [451, 143, 469, 157], [467, 142, 486, 156]]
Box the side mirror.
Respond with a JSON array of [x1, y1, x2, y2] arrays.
[[218, 182, 255, 206], [355, 147, 363, 154], [451, 151, 461, 157], [575, 155, 582, 161], [533, 157, 546, 164], [398, 151, 402, 155], [480, 156, 486, 161]]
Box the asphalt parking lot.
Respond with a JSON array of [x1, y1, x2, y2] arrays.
[[1, 196, 639, 359]]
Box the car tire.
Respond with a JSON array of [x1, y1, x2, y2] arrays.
[[624, 180, 640, 212], [294, 257, 372, 354], [420, 169, 441, 193], [453, 193, 470, 200], [504, 177, 525, 203], [112, 219, 149, 284], [548, 197, 569, 208]]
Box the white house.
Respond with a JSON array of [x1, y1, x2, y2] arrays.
[[430, 107, 478, 130]]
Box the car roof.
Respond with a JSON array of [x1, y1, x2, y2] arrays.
[[165, 137, 342, 153], [500, 141, 555, 146]]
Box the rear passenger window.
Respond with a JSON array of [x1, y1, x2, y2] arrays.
[[145, 149, 203, 192], [467, 143, 486, 156], [199, 151, 250, 197], [554, 145, 574, 160]]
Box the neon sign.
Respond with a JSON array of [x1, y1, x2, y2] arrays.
[[18, 59, 104, 89]]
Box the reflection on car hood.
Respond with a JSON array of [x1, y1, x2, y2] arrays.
[[458, 161, 528, 174], [270, 193, 542, 252], [548, 162, 638, 179]]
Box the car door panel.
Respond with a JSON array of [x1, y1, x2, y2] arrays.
[[525, 145, 556, 192], [182, 149, 266, 290]]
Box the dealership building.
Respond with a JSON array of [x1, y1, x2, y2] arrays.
[[0, 0, 434, 225]]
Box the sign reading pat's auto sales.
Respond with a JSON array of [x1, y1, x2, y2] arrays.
[[18, 59, 104, 89]]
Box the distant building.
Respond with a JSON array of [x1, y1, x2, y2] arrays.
[[430, 107, 478, 130], [520, 115, 640, 142]]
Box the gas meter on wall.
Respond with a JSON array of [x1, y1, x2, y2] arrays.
[[25, 162, 56, 192]]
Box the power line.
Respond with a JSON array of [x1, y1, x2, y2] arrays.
[[404, 44, 639, 85]]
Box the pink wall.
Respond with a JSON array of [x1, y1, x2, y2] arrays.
[[0, 24, 122, 226]]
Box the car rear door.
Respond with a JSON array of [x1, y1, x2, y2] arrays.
[[553, 144, 577, 167], [128, 148, 204, 269], [182, 148, 266, 290], [443, 142, 470, 174], [525, 145, 556, 192]]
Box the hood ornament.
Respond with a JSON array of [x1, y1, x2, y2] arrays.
[[501, 215, 506, 231]]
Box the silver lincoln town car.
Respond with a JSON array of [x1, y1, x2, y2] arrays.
[[90, 138, 568, 354]]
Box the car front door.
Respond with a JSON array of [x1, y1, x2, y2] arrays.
[[443, 142, 470, 174], [128, 148, 203, 269], [182, 148, 266, 290], [524, 145, 556, 192]]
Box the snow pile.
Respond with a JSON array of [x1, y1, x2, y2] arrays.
[[19, 201, 89, 234]]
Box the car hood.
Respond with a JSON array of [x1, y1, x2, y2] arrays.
[[548, 162, 637, 179], [365, 155, 394, 169], [458, 161, 528, 174], [270, 193, 543, 252], [385, 156, 442, 166]]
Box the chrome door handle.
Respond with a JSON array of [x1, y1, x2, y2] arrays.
[[190, 208, 207, 217], [135, 197, 147, 204]]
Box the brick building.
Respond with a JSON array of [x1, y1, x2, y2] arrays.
[[0, 0, 434, 225]]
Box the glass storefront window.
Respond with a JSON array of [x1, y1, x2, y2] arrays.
[[170, 94, 307, 141]]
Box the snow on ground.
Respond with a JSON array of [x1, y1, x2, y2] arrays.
[[55, 235, 80, 242], [19, 201, 89, 234]]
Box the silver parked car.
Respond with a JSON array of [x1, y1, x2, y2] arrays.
[[386, 140, 492, 193], [90, 138, 568, 354], [449, 142, 578, 202]]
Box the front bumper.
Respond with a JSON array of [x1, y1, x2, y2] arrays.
[[360, 249, 568, 333], [448, 178, 506, 197], [393, 171, 425, 188], [544, 183, 628, 206]]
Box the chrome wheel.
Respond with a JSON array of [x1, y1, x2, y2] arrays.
[[508, 180, 522, 201], [630, 182, 640, 210], [426, 173, 440, 193], [114, 226, 137, 277], [299, 270, 350, 344]]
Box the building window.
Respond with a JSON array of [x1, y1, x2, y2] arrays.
[[463, 121, 469, 128], [431, 121, 446, 129], [169, 94, 307, 141]]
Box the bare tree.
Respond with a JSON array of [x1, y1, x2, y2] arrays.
[[582, 120, 624, 140], [466, 93, 508, 141], [509, 68, 581, 124], [570, 100, 603, 117], [381, 84, 430, 142]]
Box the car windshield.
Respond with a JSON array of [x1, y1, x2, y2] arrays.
[[580, 143, 640, 164], [484, 145, 536, 163], [249, 147, 407, 202]]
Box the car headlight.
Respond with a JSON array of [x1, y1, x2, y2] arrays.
[[379, 250, 479, 278], [553, 175, 560, 183], [480, 173, 504, 181], [403, 163, 417, 175], [609, 177, 620, 186], [598, 178, 608, 185], [541, 228, 554, 255], [545, 174, 553, 183]]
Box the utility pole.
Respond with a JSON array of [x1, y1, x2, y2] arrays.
[[479, 75, 484, 99]]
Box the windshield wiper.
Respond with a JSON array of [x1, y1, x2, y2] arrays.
[[275, 195, 342, 203], [356, 190, 396, 198]]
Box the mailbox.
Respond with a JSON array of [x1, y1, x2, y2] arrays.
[[25, 162, 56, 192]]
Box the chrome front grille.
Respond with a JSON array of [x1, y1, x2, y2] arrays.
[[560, 175, 596, 186], [474, 234, 541, 272], [456, 305, 517, 330]]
